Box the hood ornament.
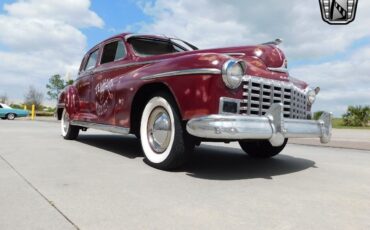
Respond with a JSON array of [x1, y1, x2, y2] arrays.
[[262, 38, 283, 46]]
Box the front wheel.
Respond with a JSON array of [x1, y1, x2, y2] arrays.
[[61, 109, 80, 140], [7, 113, 16, 120], [140, 93, 194, 170], [239, 139, 288, 158]]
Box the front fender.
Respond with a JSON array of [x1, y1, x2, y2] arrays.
[[63, 86, 80, 119]]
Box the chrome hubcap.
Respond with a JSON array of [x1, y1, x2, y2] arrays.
[[147, 107, 172, 153]]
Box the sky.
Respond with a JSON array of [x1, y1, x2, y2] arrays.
[[0, 0, 369, 116]]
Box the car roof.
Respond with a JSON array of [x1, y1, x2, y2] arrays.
[[85, 32, 170, 55]]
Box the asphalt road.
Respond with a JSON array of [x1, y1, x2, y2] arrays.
[[1, 120, 370, 230]]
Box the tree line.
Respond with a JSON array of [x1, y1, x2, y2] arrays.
[[0, 74, 73, 110]]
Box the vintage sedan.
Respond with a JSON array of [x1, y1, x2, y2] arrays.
[[57, 33, 332, 170], [0, 103, 28, 120]]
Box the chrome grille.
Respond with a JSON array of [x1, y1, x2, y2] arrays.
[[240, 76, 308, 119]]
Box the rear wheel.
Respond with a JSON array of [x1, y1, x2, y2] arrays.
[[61, 110, 80, 140], [239, 139, 288, 158], [7, 113, 16, 120], [140, 93, 194, 170]]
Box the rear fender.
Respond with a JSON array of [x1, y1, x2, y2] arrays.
[[64, 86, 80, 119]]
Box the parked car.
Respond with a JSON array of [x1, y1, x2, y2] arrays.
[[57, 33, 332, 170], [0, 103, 28, 120]]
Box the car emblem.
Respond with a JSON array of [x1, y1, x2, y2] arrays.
[[319, 0, 359, 25]]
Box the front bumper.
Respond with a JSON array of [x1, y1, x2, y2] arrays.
[[186, 103, 332, 146]]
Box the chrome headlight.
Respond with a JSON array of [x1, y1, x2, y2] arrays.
[[307, 87, 320, 105], [307, 90, 316, 104], [222, 60, 245, 89]]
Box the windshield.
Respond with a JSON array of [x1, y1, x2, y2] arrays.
[[0, 104, 11, 109], [129, 37, 198, 56]]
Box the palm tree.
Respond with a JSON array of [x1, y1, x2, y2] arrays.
[[343, 106, 370, 127]]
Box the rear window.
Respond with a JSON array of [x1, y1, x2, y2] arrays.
[[129, 38, 179, 56], [101, 40, 126, 64]]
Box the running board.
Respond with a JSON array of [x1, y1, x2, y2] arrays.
[[71, 121, 130, 135]]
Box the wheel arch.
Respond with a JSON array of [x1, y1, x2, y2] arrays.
[[130, 82, 182, 136]]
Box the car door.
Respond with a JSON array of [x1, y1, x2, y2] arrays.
[[75, 48, 100, 120], [91, 38, 129, 124]]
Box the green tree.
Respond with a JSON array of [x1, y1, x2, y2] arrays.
[[46, 74, 74, 100], [313, 111, 324, 120], [24, 86, 44, 110], [342, 105, 370, 127]]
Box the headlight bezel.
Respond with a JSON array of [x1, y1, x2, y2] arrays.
[[307, 87, 320, 105], [221, 60, 246, 89]]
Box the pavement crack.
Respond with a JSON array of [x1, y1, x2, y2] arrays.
[[0, 154, 80, 230]]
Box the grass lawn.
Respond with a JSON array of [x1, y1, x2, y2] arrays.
[[332, 118, 370, 130]]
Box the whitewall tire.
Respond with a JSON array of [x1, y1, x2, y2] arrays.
[[61, 109, 80, 140], [140, 93, 194, 170]]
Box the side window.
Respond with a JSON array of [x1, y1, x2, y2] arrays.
[[84, 49, 99, 71], [101, 40, 126, 64]]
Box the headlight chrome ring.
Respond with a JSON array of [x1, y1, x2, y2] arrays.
[[307, 89, 317, 105], [222, 60, 246, 89]]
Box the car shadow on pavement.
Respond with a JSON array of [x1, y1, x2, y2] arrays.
[[76, 134, 316, 180], [76, 134, 144, 159], [184, 144, 316, 180]]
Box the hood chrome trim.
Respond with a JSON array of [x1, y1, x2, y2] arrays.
[[267, 67, 289, 73]]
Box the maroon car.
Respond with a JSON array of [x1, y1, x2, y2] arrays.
[[57, 33, 332, 170]]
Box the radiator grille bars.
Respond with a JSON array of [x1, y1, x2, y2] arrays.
[[240, 76, 308, 119]]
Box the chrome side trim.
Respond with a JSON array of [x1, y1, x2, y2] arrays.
[[71, 121, 130, 135], [92, 60, 160, 74], [267, 57, 288, 73], [223, 53, 245, 57], [141, 68, 221, 80], [186, 103, 332, 146], [267, 67, 289, 73]]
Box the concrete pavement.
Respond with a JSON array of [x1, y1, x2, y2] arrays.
[[0, 120, 370, 230]]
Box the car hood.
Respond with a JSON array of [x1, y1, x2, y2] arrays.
[[133, 44, 307, 89]]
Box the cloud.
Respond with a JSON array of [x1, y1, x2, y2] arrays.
[[138, 0, 370, 60], [0, 0, 103, 104], [137, 0, 370, 116], [291, 46, 370, 115]]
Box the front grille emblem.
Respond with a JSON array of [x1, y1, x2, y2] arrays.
[[319, 0, 359, 25]]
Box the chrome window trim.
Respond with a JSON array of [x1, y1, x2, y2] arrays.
[[124, 34, 168, 41], [71, 121, 130, 135], [83, 48, 100, 71], [141, 68, 221, 80], [99, 38, 128, 65], [127, 37, 188, 58]]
